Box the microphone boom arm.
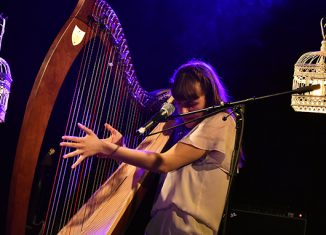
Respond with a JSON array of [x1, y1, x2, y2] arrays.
[[147, 84, 321, 136]]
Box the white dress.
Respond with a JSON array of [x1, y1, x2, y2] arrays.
[[145, 112, 236, 235]]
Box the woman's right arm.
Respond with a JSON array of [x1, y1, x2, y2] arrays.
[[60, 123, 206, 172]]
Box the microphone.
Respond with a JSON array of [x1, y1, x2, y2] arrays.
[[294, 84, 321, 93], [136, 102, 175, 135]]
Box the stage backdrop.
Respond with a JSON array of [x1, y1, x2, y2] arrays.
[[1, 0, 326, 234]]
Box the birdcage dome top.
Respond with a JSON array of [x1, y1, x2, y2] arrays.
[[294, 46, 326, 76]]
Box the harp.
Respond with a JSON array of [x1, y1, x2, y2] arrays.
[[7, 0, 172, 234]]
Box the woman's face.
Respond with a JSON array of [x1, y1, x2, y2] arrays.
[[175, 82, 207, 128]]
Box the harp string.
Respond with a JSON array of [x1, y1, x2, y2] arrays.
[[59, 24, 102, 229], [59, 15, 140, 230], [68, 20, 120, 223], [92, 38, 118, 192], [76, 22, 115, 211], [40, 1, 157, 233], [44, 11, 100, 232]]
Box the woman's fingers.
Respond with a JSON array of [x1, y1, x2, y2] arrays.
[[61, 135, 81, 142], [62, 149, 90, 169], [105, 123, 115, 134], [104, 123, 117, 140], [104, 123, 111, 129], [71, 155, 87, 169], [104, 123, 123, 146], [60, 141, 82, 149], [62, 149, 81, 158], [62, 149, 88, 169], [78, 123, 94, 135]]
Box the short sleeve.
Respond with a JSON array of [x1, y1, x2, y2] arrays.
[[180, 112, 235, 154]]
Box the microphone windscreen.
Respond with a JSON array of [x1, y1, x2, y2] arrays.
[[161, 102, 175, 116]]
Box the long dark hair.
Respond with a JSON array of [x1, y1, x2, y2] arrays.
[[170, 59, 245, 167], [170, 59, 229, 107]]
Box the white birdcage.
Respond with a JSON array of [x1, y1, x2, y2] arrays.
[[0, 15, 12, 123], [291, 17, 326, 114]]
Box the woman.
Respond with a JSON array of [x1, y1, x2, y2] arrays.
[[60, 59, 236, 234]]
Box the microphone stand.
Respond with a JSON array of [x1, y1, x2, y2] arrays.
[[220, 105, 244, 235], [145, 84, 320, 234]]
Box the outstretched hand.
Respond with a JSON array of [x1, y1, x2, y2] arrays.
[[60, 123, 103, 168], [60, 123, 123, 169]]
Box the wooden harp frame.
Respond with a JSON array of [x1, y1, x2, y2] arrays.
[[7, 0, 172, 234]]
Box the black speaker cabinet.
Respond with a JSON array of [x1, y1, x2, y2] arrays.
[[225, 208, 307, 235]]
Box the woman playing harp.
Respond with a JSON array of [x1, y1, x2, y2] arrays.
[[61, 59, 236, 234]]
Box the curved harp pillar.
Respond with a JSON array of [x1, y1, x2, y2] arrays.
[[7, 0, 171, 234]]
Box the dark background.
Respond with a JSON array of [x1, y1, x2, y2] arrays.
[[1, 0, 325, 234]]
